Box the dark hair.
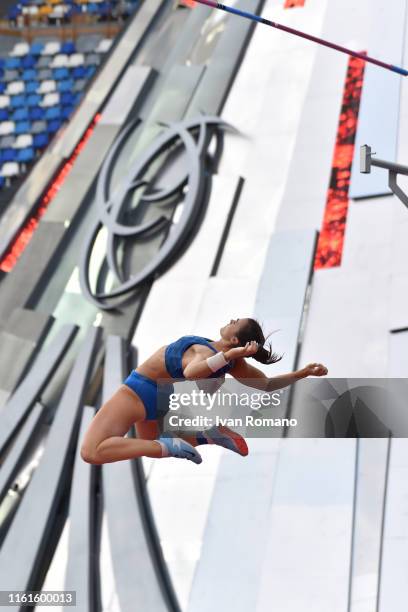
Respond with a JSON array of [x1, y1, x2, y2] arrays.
[[235, 318, 282, 365]]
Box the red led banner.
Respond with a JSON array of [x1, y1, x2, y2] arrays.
[[284, 0, 305, 8], [0, 114, 101, 273], [314, 54, 366, 270]]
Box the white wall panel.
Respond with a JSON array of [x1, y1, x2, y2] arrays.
[[349, 0, 407, 199], [378, 439, 408, 612], [217, 0, 329, 276], [256, 439, 355, 612]]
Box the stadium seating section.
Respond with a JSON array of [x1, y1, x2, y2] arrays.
[[0, 36, 113, 189], [7, 1, 139, 26]]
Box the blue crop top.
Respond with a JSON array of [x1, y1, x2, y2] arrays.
[[164, 335, 235, 379]]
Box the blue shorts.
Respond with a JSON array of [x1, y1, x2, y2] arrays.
[[122, 370, 173, 421]]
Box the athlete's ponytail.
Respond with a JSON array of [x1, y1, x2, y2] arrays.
[[236, 318, 282, 365]]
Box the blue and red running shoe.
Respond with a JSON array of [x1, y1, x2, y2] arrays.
[[158, 436, 203, 464], [205, 425, 249, 456]]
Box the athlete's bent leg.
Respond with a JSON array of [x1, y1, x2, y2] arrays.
[[81, 436, 163, 464], [80, 385, 163, 464], [80, 385, 202, 465]]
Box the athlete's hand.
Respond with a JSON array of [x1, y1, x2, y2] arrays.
[[299, 363, 328, 378], [225, 341, 259, 361]]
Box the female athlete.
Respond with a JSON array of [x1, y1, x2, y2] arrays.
[[80, 317, 328, 465]]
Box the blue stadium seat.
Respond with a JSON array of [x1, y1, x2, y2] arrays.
[[22, 69, 37, 81], [72, 66, 86, 80], [47, 119, 62, 133], [21, 56, 37, 70], [72, 92, 83, 105], [57, 79, 74, 93], [30, 43, 44, 56], [0, 176, 5, 189], [29, 107, 45, 121], [45, 106, 62, 120], [1, 148, 17, 162], [12, 108, 29, 122], [61, 92, 75, 106], [61, 41, 76, 55], [11, 95, 26, 109], [53, 67, 69, 81], [0, 83, 6, 94], [0, 110, 9, 121], [17, 148, 35, 164], [26, 81, 40, 94], [27, 94, 41, 107], [15, 121, 31, 135], [62, 105, 74, 120], [33, 132, 49, 149], [5, 57, 21, 70], [85, 66, 96, 79]]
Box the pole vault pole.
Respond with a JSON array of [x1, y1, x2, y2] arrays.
[[192, 0, 408, 76]]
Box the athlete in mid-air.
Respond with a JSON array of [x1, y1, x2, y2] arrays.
[[80, 317, 328, 465]]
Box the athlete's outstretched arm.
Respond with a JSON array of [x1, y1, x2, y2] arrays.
[[183, 340, 328, 388], [229, 352, 328, 392]]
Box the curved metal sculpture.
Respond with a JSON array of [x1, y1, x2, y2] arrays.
[[79, 114, 236, 310]]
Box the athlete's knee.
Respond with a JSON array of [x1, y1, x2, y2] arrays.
[[80, 443, 101, 465]]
